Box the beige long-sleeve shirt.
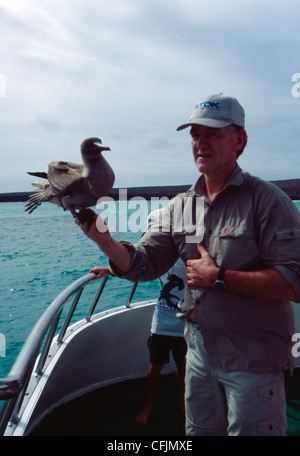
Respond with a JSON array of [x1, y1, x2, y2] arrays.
[[111, 165, 300, 372]]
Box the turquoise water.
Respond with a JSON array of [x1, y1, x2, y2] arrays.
[[1, 200, 300, 380], [0, 200, 167, 378]]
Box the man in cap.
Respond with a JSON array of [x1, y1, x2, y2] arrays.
[[76, 93, 300, 436]]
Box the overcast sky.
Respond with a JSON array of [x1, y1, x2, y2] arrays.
[[0, 0, 299, 193]]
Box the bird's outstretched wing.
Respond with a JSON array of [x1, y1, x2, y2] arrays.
[[25, 181, 57, 214], [47, 161, 84, 193]]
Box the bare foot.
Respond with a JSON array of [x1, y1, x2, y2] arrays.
[[135, 408, 151, 426]]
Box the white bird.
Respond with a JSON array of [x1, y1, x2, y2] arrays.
[[25, 137, 115, 223]]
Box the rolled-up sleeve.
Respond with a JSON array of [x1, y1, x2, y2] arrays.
[[109, 233, 179, 282], [258, 195, 300, 302], [109, 204, 180, 282]]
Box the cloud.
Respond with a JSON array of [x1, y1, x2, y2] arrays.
[[0, 0, 299, 193]]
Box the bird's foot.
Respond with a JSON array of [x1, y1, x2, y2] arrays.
[[70, 207, 95, 225]]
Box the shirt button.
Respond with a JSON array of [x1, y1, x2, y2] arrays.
[[208, 229, 212, 235], [289, 231, 295, 236]]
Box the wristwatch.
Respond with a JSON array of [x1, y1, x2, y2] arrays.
[[214, 268, 226, 290]]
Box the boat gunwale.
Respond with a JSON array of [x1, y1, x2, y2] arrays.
[[7, 298, 159, 436], [0, 273, 144, 435]]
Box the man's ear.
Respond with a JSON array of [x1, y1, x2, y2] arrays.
[[237, 129, 247, 148], [235, 128, 247, 156]]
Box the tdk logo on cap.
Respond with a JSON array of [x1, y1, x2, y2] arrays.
[[195, 101, 221, 110]]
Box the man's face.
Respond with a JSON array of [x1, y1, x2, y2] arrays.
[[190, 125, 243, 179]]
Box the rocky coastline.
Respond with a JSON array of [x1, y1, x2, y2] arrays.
[[0, 179, 300, 203]]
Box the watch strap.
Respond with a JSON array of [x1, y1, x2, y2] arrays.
[[217, 268, 226, 282], [214, 268, 226, 290]]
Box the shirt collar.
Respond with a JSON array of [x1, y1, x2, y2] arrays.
[[191, 164, 245, 197]]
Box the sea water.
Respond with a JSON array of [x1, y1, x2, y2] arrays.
[[0, 200, 168, 379], [0, 200, 300, 380]]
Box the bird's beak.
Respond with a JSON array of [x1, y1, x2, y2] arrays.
[[93, 142, 111, 151]]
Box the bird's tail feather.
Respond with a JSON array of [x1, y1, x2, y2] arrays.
[[27, 171, 48, 179]]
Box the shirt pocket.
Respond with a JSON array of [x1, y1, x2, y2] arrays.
[[214, 225, 260, 269]]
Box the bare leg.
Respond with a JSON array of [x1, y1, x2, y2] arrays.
[[135, 363, 163, 425]]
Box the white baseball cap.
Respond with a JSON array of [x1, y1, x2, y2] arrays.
[[177, 93, 245, 130]]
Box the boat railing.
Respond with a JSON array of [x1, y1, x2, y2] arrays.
[[0, 273, 140, 435]]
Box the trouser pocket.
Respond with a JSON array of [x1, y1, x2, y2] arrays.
[[256, 380, 286, 435]]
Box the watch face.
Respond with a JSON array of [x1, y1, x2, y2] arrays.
[[214, 280, 225, 290]]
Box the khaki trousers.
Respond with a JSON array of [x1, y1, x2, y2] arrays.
[[184, 322, 287, 436]]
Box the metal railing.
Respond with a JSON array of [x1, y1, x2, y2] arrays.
[[0, 273, 139, 435]]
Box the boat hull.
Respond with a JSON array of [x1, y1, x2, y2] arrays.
[[8, 300, 177, 436]]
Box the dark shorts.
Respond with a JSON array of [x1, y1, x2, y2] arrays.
[[147, 333, 187, 366]]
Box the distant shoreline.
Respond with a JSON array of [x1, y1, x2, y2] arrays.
[[0, 179, 300, 202]]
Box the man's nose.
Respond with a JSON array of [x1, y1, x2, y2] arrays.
[[194, 134, 208, 149]]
